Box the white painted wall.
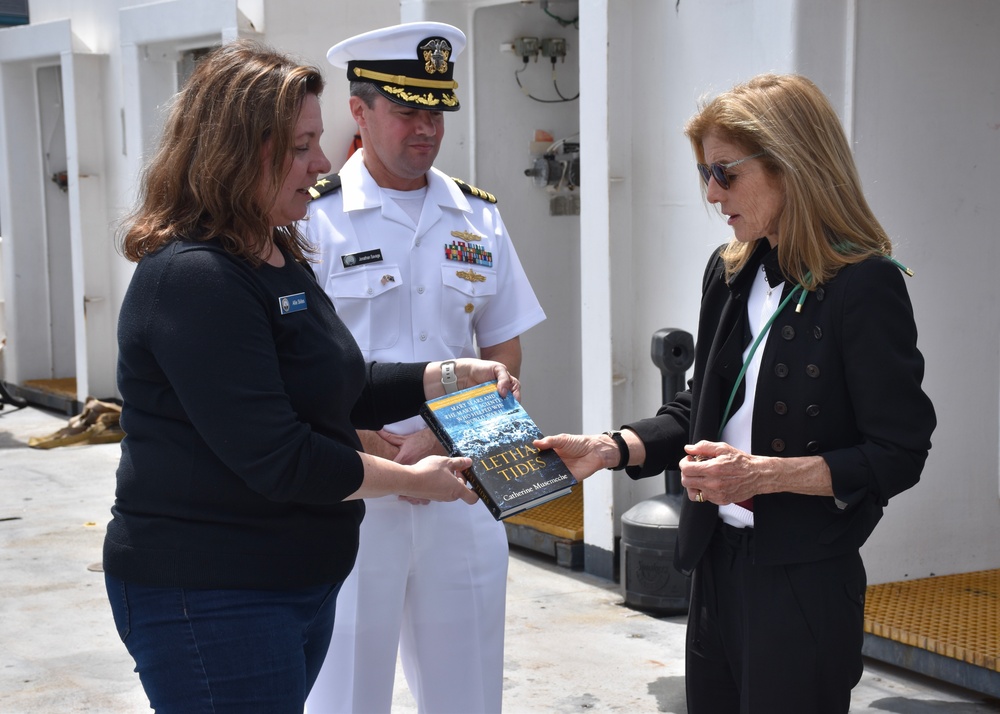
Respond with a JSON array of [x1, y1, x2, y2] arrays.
[[35, 65, 74, 379], [263, 0, 400, 172], [593, 0, 1000, 582], [467, 3, 582, 435], [0, 19, 97, 393], [1, 0, 996, 583], [847, 0, 1000, 580], [577, 0, 616, 573]]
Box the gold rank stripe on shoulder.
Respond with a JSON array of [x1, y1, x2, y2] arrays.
[[451, 177, 497, 204], [451, 230, 484, 242], [456, 268, 487, 283], [308, 174, 342, 200]]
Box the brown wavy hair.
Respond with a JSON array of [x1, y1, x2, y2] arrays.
[[685, 73, 892, 288], [118, 39, 325, 265]]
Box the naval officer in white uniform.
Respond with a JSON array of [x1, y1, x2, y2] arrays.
[[304, 22, 546, 714]]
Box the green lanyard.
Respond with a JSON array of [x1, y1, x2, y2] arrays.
[[716, 252, 912, 440], [717, 281, 805, 440]]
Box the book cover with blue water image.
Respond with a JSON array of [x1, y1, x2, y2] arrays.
[[420, 381, 577, 520]]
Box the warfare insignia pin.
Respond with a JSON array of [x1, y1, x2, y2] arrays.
[[456, 269, 487, 283], [451, 230, 483, 242]]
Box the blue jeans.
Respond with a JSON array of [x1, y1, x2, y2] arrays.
[[106, 574, 341, 713]]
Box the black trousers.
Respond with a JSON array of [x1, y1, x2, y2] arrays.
[[685, 521, 867, 714]]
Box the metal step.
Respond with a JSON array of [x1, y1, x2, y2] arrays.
[[863, 568, 1000, 698]]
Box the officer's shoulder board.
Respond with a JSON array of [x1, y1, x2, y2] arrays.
[[308, 174, 342, 200], [451, 177, 497, 204]]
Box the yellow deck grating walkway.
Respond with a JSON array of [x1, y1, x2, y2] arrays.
[[15, 377, 80, 414], [23, 377, 78, 400], [506, 485, 583, 541], [504, 486, 584, 567], [863, 568, 1000, 697]]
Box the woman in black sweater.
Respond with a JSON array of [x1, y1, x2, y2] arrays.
[[103, 40, 513, 714]]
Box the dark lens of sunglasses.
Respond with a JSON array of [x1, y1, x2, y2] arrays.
[[711, 164, 731, 189], [697, 163, 731, 189]]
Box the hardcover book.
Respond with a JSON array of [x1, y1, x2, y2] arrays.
[[420, 381, 577, 520]]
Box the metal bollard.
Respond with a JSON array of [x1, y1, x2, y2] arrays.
[[619, 328, 693, 615], [649, 328, 694, 494]]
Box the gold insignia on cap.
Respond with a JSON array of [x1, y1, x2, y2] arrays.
[[382, 84, 446, 107], [451, 230, 484, 242], [420, 39, 452, 75], [356, 67, 457, 90], [465, 303, 474, 313], [332, 24, 464, 113], [456, 269, 487, 283]]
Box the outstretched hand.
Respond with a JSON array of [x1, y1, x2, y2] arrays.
[[402, 455, 480, 505], [533, 433, 608, 481]]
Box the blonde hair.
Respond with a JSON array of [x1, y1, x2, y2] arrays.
[[685, 73, 891, 288], [119, 39, 325, 265]]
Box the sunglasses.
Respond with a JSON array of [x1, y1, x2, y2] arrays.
[[697, 152, 765, 190]]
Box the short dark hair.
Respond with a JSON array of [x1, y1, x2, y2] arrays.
[[349, 80, 382, 108]]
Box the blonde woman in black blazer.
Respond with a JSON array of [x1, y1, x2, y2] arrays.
[[537, 74, 935, 714]]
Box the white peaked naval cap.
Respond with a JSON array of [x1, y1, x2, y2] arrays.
[[327, 21, 467, 111]]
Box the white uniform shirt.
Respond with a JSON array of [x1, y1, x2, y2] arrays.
[[307, 150, 546, 433]]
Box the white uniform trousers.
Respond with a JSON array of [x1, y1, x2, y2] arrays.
[[306, 495, 508, 714]]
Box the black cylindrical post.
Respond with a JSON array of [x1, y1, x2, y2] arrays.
[[649, 329, 694, 494], [619, 328, 694, 615]]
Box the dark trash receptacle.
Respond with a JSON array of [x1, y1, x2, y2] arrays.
[[620, 493, 690, 615], [619, 327, 694, 616]]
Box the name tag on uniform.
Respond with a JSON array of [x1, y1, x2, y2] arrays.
[[279, 293, 307, 315], [341, 249, 383, 268]]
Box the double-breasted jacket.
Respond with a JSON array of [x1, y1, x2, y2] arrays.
[[624, 240, 936, 574]]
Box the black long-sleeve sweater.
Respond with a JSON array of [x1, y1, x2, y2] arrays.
[[103, 239, 427, 589]]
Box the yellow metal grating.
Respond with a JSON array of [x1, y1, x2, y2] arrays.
[[865, 569, 1000, 673], [23, 377, 77, 399], [505, 485, 583, 541]]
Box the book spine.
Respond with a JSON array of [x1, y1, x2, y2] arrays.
[[419, 403, 457, 455], [464, 467, 503, 520]]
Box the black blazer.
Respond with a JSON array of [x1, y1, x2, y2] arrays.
[[624, 240, 936, 575]]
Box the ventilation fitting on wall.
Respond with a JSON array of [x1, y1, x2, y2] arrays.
[[524, 132, 580, 216]]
